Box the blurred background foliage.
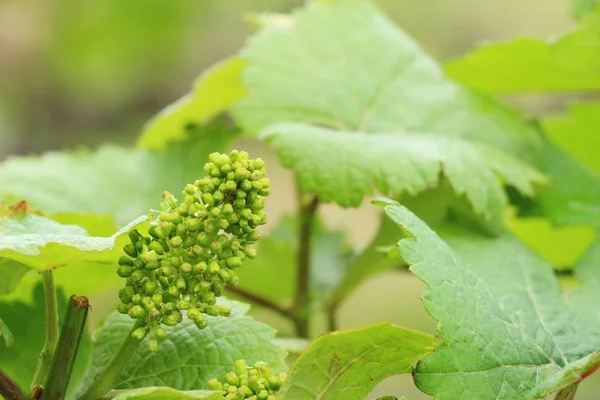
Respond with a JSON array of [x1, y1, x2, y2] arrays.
[[0, 0, 576, 158], [1, 0, 598, 398]]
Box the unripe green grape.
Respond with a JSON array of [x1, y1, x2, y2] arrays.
[[251, 199, 265, 211], [176, 223, 187, 237], [208, 378, 222, 391], [145, 260, 160, 270], [131, 294, 142, 305], [142, 296, 154, 311], [154, 326, 167, 339], [177, 203, 189, 217], [167, 286, 180, 298], [219, 270, 230, 282], [162, 303, 176, 313], [208, 261, 220, 275], [251, 181, 263, 191], [149, 240, 169, 256], [170, 236, 183, 248], [240, 208, 252, 220], [143, 281, 158, 295], [151, 293, 163, 306], [210, 241, 223, 255], [194, 315, 208, 329], [128, 305, 146, 319], [176, 299, 191, 310], [180, 262, 192, 273], [128, 229, 142, 244], [243, 246, 257, 259], [132, 326, 148, 340], [246, 231, 260, 243], [185, 218, 201, 232], [162, 313, 179, 327], [117, 303, 131, 314], [218, 305, 232, 316], [226, 256, 242, 269], [183, 236, 195, 248], [118, 256, 134, 267], [117, 265, 134, 278], [192, 261, 207, 274], [148, 339, 159, 352], [123, 243, 138, 258]]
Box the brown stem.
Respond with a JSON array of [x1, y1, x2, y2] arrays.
[[293, 185, 319, 338], [326, 300, 340, 332], [225, 286, 295, 320], [0, 368, 26, 400]]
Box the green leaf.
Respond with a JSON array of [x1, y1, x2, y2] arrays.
[[234, 0, 541, 163], [0, 317, 13, 347], [261, 123, 546, 227], [0, 283, 92, 400], [0, 117, 237, 225], [77, 299, 286, 393], [445, 10, 600, 92], [0, 213, 146, 272], [525, 141, 600, 228], [544, 102, 600, 175], [277, 323, 435, 400], [106, 387, 225, 400], [0, 259, 31, 295], [234, 215, 352, 306], [380, 200, 600, 399], [573, 0, 599, 19], [138, 58, 246, 149]]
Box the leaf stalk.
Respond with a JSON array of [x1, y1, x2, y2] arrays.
[[31, 270, 60, 390], [293, 181, 319, 338]]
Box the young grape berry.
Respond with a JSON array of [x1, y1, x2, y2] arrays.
[[116, 150, 270, 351], [207, 359, 286, 400]]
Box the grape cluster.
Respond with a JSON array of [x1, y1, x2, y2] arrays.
[[207, 360, 286, 400], [116, 150, 270, 351]]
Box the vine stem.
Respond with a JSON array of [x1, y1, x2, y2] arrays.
[[31, 270, 59, 390], [43, 295, 90, 400], [0, 369, 26, 400], [293, 181, 319, 338], [554, 382, 579, 400], [77, 321, 144, 400], [225, 286, 295, 320]]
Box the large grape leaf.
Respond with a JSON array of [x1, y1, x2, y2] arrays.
[[518, 140, 600, 228], [277, 323, 435, 400], [445, 10, 600, 92], [0, 213, 146, 273], [106, 388, 224, 400], [0, 117, 237, 225], [0, 283, 92, 400], [261, 123, 546, 228], [138, 58, 246, 149], [234, 0, 541, 163], [379, 199, 600, 399], [77, 299, 286, 395]]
